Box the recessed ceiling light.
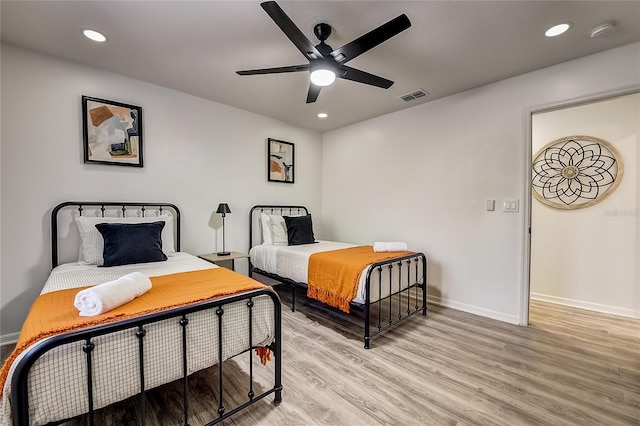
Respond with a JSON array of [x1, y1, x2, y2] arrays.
[[545, 23, 571, 37], [317, 113, 328, 118], [83, 29, 107, 42]]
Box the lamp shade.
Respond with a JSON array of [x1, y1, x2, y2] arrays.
[[216, 203, 231, 215]]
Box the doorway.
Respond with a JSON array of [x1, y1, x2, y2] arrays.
[[523, 90, 640, 324]]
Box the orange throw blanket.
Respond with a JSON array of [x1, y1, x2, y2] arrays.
[[307, 246, 412, 313], [0, 268, 270, 398]]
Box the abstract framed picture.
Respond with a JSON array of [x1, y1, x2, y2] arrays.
[[82, 96, 143, 167], [268, 138, 294, 183]]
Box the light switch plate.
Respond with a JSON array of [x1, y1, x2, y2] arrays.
[[503, 199, 519, 212], [486, 200, 495, 211]]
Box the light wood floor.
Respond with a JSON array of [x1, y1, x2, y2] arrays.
[[2, 283, 638, 425]]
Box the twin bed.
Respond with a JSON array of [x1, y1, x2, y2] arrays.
[[248, 205, 427, 349], [1, 202, 282, 426], [1, 201, 427, 425]]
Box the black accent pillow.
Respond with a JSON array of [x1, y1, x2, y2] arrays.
[[95, 222, 168, 267], [283, 215, 317, 246]]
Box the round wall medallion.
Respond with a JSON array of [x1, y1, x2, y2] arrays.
[[532, 135, 623, 210]]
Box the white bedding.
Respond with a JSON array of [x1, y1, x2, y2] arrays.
[[250, 241, 422, 305], [43, 252, 217, 293], [1, 253, 276, 425]]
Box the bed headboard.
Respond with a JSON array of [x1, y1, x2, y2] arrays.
[[51, 201, 181, 268], [248, 205, 308, 249]]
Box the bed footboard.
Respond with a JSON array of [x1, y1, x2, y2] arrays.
[[251, 252, 427, 349], [362, 252, 427, 349], [10, 289, 282, 426]]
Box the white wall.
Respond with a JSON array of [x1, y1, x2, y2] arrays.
[[322, 43, 640, 324], [531, 93, 639, 318], [0, 44, 322, 336]]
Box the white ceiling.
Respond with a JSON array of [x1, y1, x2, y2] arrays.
[[2, 1, 639, 132]]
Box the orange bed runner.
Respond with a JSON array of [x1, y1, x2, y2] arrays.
[[307, 246, 412, 313], [0, 268, 270, 398]]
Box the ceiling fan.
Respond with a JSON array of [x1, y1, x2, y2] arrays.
[[236, 1, 411, 103]]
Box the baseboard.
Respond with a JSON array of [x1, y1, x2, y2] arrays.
[[1, 332, 19, 346], [531, 293, 640, 319], [428, 295, 520, 325]]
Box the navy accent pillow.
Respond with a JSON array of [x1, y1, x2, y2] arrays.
[[283, 215, 317, 246], [95, 221, 168, 267]]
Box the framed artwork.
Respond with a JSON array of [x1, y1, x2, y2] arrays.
[[82, 96, 143, 167], [532, 135, 623, 209], [268, 138, 294, 183]]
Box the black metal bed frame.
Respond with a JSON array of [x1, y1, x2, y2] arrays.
[[248, 205, 427, 349], [10, 201, 282, 426]]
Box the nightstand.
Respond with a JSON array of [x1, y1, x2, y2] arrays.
[[198, 251, 249, 272]]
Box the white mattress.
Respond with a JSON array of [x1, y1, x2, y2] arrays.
[[1, 253, 276, 425], [250, 241, 422, 305], [42, 252, 217, 293]]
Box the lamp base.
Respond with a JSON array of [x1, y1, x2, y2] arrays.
[[217, 251, 231, 256]]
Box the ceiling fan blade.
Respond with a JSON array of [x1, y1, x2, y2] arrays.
[[261, 1, 324, 61], [330, 14, 411, 64], [338, 65, 394, 89], [306, 84, 321, 103], [237, 64, 309, 75]]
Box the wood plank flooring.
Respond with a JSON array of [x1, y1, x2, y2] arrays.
[[1, 282, 638, 425]]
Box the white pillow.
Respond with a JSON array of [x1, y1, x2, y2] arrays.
[[260, 213, 273, 245], [76, 214, 176, 265], [259, 213, 288, 245], [269, 215, 288, 245]]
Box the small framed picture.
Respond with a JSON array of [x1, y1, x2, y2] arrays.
[[268, 138, 294, 183], [82, 96, 143, 167]]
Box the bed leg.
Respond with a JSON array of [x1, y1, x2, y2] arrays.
[[272, 301, 283, 406], [364, 292, 371, 349], [273, 388, 283, 405], [290, 283, 296, 312], [422, 257, 428, 316], [422, 282, 427, 316]]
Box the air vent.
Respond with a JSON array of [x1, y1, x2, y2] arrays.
[[400, 89, 429, 102]]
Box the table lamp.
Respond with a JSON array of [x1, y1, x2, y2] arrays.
[[216, 203, 231, 256]]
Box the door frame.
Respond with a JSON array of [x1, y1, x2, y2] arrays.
[[518, 84, 640, 326]]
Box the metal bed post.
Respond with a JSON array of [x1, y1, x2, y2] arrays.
[[82, 339, 96, 426], [180, 316, 190, 426], [421, 254, 428, 315], [136, 325, 147, 425], [216, 306, 225, 419]]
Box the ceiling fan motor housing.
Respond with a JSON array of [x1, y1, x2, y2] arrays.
[[314, 23, 332, 42], [313, 23, 334, 56]]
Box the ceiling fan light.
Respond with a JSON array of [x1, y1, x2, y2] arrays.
[[310, 69, 336, 87]]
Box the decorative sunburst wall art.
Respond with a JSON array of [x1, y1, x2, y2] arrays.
[[532, 135, 624, 210]]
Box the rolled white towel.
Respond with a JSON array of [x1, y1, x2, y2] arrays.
[[387, 241, 408, 252], [74, 272, 152, 317], [373, 242, 388, 252], [373, 241, 408, 252]]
